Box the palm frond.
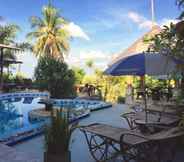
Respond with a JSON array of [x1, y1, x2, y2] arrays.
[[28, 5, 70, 60], [29, 16, 44, 28]]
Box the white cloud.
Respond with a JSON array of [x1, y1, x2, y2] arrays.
[[127, 11, 179, 30], [65, 22, 90, 41], [65, 50, 110, 71], [95, 62, 108, 70], [65, 55, 80, 65], [128, 11, 155, 29], [79, 50, 109, 60], [14, 51, 38, 78], [139, 21, 153, 29], [128, 12, 142, 23]]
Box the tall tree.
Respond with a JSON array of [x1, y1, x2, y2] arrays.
[[86, 59, 94, 68], [147, 23, 180, 57], [148, 22, 184, 93], [27, 4, 70, 60], [72, 67, 85, 84], [0, 24, 20, 89], [0, 24, 20, 67], [177, 0, 184, 18], [0, 24, 19, 44]]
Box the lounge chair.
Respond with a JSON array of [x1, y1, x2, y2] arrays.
[[80, 123, 184, 162], [122, 111, 180, 133]]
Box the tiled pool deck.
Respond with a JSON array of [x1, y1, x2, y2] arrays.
[[1, 104, 183, 162], [0, 144, 39, 162], [13, 104, 130, 162]]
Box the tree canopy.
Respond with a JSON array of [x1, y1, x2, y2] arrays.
[[35, 56, 76, 98], [27, 4, 70, 60]]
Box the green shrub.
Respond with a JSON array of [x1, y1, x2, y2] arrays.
[[34, 56, 76, 98], [117, 96, 125, 104]]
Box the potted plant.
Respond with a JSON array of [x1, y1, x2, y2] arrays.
[[44, 108, 77, 162]]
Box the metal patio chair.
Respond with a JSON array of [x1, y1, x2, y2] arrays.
[[80, 123, 184, 162]]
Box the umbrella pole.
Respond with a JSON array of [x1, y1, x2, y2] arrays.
[[141, 76, 148, 123]]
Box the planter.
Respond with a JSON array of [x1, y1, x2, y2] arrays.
[[44, 151, 71, 162]]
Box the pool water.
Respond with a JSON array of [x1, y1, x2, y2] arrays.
[[0, 96, 111, 141], [0, 98, 90, 140], [0, 98, 44, 139]]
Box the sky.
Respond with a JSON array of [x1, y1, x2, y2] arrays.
[[0, 0, 181, 78]]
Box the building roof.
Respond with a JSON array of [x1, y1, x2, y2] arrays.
[[109, 25, 161, 66], [0, 44, 21, 50], [3, 59, 22, 64]]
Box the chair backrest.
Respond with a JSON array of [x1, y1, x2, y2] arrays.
[[150, 126, 184, 141], [120, 126, 184, 148]]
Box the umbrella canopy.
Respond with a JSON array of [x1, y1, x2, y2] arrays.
[[105, 52, 180, 76]]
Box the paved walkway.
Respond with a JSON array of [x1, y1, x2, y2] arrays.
[[0, 144, 39, 162], [14, 104, 129, 162], [12, 104, 184, 162]]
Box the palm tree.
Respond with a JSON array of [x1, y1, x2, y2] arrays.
[[0, 24, 22, 70], [177, 0, 184, 7], [0, 24, 20, 89], [177, 0, 184, 18], [0, 24, 19, 44], [86, 59, 94, 69], [27, 4, 70, 60], [0, 24, 20, 67], [85, 59, 95, 75]]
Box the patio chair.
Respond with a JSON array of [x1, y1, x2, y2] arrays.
[[80, 123, 184, 162], [122, 111, 180, 133], [121, 112, 137, 130]]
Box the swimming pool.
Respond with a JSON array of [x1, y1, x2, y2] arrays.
[[0, 98, 44, 140], [52, 99, 112, 111], [0, 92, 112, 145]]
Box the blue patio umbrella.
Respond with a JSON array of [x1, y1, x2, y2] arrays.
[[105, 52, 181, 123], [105, 52, 179, 76]]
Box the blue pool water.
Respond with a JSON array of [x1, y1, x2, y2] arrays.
[[0, 98, 44, 139], [0, 94, 111, 141]]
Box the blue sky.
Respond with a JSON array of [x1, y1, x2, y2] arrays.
[[0, 0, 181, 77]]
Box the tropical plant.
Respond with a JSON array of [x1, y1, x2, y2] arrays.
[[82, 68, 127, 102], [0, 24, 19, 44], [147, 24, 179, 56], [177, 0, 184, 18], [34, 56, 76, 98], [0, 24, 20, 61], [44, 108, 77, 162], [86, 59, 94, 69], [72, 67, 86, 84], [0, 24, 31, 65], [147, 20, 184, 98], [117, 96, 126, 104], [27, 4, 70, 60]]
